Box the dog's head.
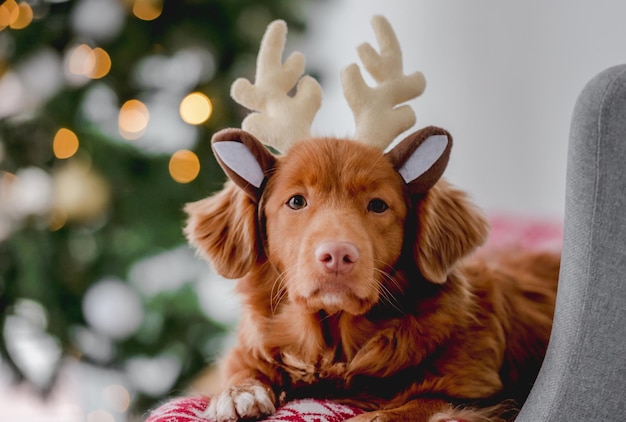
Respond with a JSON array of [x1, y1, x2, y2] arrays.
[[185, 126, 488, 316]]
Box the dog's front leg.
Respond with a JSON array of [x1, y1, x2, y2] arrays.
[[348, 324, 427, 378], [204, 368, 278, 422]]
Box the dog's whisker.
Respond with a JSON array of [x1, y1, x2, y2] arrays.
[[373, 264, 401, 290], [372, 270, 405, 315], [374, 261, 405, 292], [270, 263, 299, 316], [270, 271, 287, 316], [376, 283, 405, 315]]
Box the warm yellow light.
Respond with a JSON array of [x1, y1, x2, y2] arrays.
[[0, 7, 8, 31], [180, 92, 212, 125], [169, 150, 200, 184], [68, 45, 111, 79], [68, 44, 96, 77], [49, 208, 67, 232], [0, 1, 19, 28], [102, 384, 131, 413], [10, 2, 33, 30], [132, 0, 162, 21], [90, 48, 112, 79], [119, 99, 149, 140], [53, 128, 80, 159]]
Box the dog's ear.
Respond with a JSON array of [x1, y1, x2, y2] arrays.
[[412, 180, 489, 284], [386, 126, 488, 283], [211, 128, 277, 201], [184, 181, 260, 279], [385, 126, 452, 195]]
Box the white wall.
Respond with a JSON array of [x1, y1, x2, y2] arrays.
[[302, 0, 626, 218]]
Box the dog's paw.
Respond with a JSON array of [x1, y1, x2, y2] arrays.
[[205, 383, 276, 422]]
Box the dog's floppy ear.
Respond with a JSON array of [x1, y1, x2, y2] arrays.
[[184, 181, 260, 279], [211, 128, 277, 201], [412, 181, 489, 284], [385, 126, 451, 194]]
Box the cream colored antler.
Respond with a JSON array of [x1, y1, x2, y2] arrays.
[[341, 15, 426, 150], [231, 20, 322, 153]]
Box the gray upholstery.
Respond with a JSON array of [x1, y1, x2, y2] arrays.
[[517, 64, 626, 421]]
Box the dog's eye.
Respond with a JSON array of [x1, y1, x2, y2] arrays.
[[287, 195, 308, 210], [368, 198, 389, 213]]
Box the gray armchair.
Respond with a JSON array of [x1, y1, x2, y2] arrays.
[[518, 64, 626, 421]]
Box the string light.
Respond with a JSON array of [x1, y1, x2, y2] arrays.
[[68, 44, 112, 79], [168, 150, 200, 183], [0, 0, 34, 31], [132, 0, 163, 21], [119, 99, 149, 140], [53, 128, 80, 159], [10, 2, 32, 30], [0, 0, 18, 30], [90, 48, 112, 79], [179, 92, 212, 125]]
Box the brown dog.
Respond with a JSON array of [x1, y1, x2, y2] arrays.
[[184, 125, 559, 422]]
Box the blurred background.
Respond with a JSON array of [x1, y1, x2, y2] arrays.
[[1, 0, 625, 421]]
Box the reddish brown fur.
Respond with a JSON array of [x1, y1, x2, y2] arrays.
[[185, 138, 559, 422]]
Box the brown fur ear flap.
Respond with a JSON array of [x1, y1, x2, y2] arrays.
[[414, 180, 489, 284], [184, 181, 260, 279]]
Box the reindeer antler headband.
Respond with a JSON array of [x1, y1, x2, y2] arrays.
[[230, 15, 426, 152], [211, 16, 451, 202]]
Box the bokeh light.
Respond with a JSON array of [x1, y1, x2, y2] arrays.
[[53, 128, 79, 159], [102, 384, 131, 413], [68, 44, 111, 80], [90, 48, 112, 79], [12, 2, 33, 30], [53, 159, 111, 223], [119, 99, 149, 140], [179, 92, 212, 125], [0, 0, 19, 30], [168, 149, 200, 183], [48, 208, 67, 232], [0, 1, 33, 30], [68, 44, 96, 76], [86, 409, 115, 422], [132, 0, 163, 21]]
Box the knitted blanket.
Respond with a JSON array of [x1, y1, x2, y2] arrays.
[[145, 396, 363, 422]]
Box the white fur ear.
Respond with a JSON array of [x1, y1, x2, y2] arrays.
[[213, 141, 265, 188], [397, 134, 448, 184]]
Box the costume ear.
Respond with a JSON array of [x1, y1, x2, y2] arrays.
[[385, 126, 452, 194], [413, 180, 489, 284], [212, 128, 276, 201], [184, 181, 260, 279]]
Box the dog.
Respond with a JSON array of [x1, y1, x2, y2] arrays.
[[184, 125, 559, 422]]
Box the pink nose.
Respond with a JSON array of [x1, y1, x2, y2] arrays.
[[315, 242, 359, 274]]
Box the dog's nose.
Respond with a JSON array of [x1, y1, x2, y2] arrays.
[[315, 242, 359, 274]]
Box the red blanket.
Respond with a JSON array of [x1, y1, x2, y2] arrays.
[[146, 396, 363, 422]]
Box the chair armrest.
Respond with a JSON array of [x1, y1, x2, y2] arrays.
[[517, 64, 626, 421]]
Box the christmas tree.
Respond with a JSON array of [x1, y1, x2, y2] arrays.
[[0, 0, 306, 418]]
